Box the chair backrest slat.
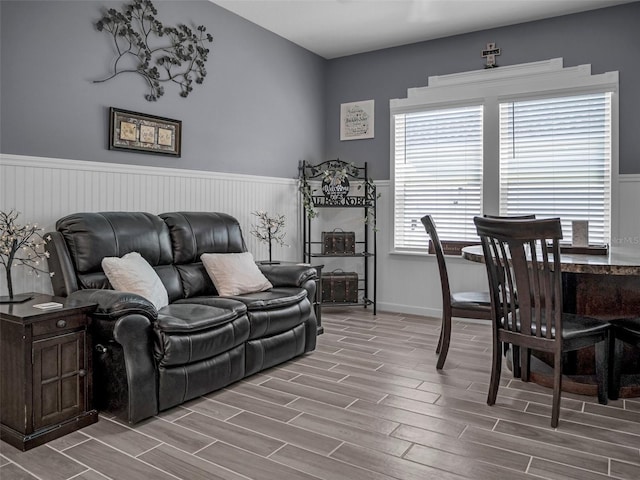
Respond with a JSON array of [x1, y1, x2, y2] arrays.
[[474, 217, 564, 342]]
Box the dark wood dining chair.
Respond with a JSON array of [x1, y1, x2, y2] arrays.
[[484, 214, 536, 369], [421, 215, 492, 370], [473, 216, 610, 428], [609, 318, 640, 399]]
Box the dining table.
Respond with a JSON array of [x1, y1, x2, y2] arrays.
[[461, 244, 640, 398]]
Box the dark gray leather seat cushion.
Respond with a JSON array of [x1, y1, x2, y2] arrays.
[[155, 299, 250, 367], [228, 288, 310, 339], [229, 287, 307, 311], [158, 299, 247, 332]]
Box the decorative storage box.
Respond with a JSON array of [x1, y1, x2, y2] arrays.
[[322, 271, 359, 303], [322, 229, 355, 255]]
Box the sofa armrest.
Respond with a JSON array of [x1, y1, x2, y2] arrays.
[[259, 264, 317, 288], [111, 313, 158, 423], [71, 289, 159, 423], [68, 289, 157, 329], [259, 265, 317, 331], [91, 311, 158, 424]]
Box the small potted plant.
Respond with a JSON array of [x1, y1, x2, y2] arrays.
[[250, 211, 288, 264], [1, 210, 52, 303]]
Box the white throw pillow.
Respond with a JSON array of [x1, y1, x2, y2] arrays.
[[101, 252, 169, 310], [201, 252, 273, 296]]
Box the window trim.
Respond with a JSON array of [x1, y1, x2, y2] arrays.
[[389, 58, 619, 254]]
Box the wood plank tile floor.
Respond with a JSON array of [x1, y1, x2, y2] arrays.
[[2, 309, 640, 479]]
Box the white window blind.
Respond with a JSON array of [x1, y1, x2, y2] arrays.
[[394, 105, 483, 250], [499, 92, 612, 244]]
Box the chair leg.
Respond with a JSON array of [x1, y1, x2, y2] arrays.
[[436, 312, 452, 370], [565, 351, 578, 375], [595, 337, 609, 405], [609, 336, 624, 401], [551, 352, 563, 428], [511, 345, 521, 378], [487, 339, 502, 406], [520, 348, 531, 382], [436, 318, 444, 354]]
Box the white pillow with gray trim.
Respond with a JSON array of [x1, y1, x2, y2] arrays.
[[101, 251, 169, 310], [201, 252, 273, 296]]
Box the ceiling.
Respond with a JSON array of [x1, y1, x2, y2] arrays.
[[210, 0, 635, 59]]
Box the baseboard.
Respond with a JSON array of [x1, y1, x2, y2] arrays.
[[377, 302, 492, 324]]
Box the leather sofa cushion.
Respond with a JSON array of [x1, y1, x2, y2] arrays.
[[57, 212, 173, 273], [229, 288, 310, 339], [229, 287, 307, 311], [158, 344, 245, 410], [244, 299, 311, 340], [175, 264, 218, 298], [155, 302, 250, 367], [157, 299, 247, 332], [160, 212, 246, 264], [56, 212, 182, 297], [245, 323, 306, 376], [77, 271, 111, 290]]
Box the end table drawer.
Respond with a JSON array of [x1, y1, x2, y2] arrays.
[[32, 314, 86, 337]]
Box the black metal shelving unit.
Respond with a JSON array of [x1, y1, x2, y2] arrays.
[[299, 159, 377, 315]]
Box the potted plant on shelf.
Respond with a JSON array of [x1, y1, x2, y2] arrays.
[[0, 210, 53, 303], [250, 211, 289, 264]]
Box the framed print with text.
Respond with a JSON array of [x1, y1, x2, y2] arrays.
[[340, 99, 374, 141], [109, 107, 181, 157]]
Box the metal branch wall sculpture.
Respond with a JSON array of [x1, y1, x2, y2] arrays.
[[94, 0, 213, 101]]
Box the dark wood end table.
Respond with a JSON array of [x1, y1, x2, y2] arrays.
[[0, 293, 98, 451]]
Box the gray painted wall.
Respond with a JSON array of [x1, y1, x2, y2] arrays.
[[2, 2, 639, 181], [325, 2, 640, 179], [0, 0, 326, 178]]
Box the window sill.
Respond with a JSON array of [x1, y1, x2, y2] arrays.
[[388, 249, 475, 263]]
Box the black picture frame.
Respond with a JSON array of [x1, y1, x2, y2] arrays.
[[109, 107, 181, 157]]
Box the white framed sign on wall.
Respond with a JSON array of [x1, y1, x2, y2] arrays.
[[340, 99, 374, 141]]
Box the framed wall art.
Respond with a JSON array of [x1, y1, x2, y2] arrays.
[[109, 107, 182, 157], [340, 99, 374, 141]]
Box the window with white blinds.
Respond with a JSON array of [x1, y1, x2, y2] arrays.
[[393, 105, 483, 250], [390, 59, 618, 254], [499, 92, 612, 244]]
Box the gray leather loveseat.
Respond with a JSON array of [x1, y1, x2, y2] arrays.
[[46, 211, 317, 423]]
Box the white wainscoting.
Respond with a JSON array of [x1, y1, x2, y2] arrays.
[[0, 154, 302, 296], [3, 154, 640, 316]]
